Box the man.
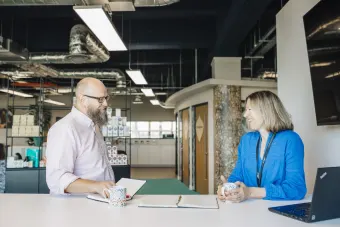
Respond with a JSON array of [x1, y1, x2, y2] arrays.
[[46, 77, 115, 197]]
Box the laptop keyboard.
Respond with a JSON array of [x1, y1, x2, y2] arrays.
[[269, 202, 311, 221]]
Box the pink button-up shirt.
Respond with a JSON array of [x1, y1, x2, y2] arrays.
[[46, 107, 115, 195]]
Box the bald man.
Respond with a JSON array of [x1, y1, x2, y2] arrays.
[[46, 78, 115, 197]]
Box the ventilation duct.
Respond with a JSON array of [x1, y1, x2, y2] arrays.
[[134, 0, 179, 7], [0, 0, 85, 6], [27, 25, 110, 64]]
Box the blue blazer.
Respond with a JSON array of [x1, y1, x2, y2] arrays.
[[228, 130, 307, 200]]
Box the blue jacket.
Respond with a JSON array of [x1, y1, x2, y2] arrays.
[[228, 130, 307, 200]]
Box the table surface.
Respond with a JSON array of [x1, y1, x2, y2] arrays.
[[1, 194, 339, 227]]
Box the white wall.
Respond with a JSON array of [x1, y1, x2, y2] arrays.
[[277, 0, 340, 193], [175, 89, 215, 194]]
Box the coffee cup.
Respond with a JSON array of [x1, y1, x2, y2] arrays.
[[103, 185, 127, 207], [221, 182, 238, 195]]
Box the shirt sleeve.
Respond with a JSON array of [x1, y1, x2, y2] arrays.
[[46, 124, 80, 195], [264, 134, 307, 200], [227, 136, 244, 183]]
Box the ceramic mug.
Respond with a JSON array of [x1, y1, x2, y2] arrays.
[[220, 182, 238, 195], [103, 185, 127, 207]]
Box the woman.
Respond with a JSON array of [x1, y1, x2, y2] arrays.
[[218, 91, 307, 202]]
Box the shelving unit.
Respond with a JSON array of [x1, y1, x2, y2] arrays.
[[2, 76, 132, 193]]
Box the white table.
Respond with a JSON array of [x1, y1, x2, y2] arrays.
[[0, 194, 339, 227]]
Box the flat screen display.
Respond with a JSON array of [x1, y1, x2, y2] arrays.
[[303, 0, 340, 126]]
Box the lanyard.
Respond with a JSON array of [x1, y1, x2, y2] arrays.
[[256, 132, 276, 187]]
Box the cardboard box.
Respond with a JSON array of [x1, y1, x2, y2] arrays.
[[13, 115, 21, 126], [26, 115, 34, 126], [31, 126, 40, 136], [11, 126, 19, 136], [18, 126, 26, 137], [20, 116, 27, 126], [24, 126, 32, 136]]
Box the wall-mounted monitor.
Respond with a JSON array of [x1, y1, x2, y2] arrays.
[[303, 0, 340, 126]]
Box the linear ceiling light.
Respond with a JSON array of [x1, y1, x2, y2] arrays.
[[150, 99, 160, 105], [141, 88, 155, 97], [126, 70, 148, 85], [0, 88, 33, 98], [73, 5, 127, 51], [44, 99, 66, 106]]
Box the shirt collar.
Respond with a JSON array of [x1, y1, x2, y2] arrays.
[[71, 106, 95, 129]]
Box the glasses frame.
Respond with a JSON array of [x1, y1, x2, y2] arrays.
[[83, 94, 110, 104]]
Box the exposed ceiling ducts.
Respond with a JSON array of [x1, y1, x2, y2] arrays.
[[0, 0, 85, 6], [134, 0, 179, 7], [0, 0, 180, 8], [26, 24, 110, 64]]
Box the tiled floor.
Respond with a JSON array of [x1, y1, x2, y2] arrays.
[[131, 167, 176, 179]]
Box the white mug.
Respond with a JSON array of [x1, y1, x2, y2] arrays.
[[221, 182, 238, 195], [103, 186, 127, 207]]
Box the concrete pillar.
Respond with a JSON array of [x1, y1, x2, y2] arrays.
[[213, 85, 243, 192]]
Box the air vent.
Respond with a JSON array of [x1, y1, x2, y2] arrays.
[[0, 37, 28, 62]]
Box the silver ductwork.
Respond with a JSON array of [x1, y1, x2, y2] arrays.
[[0, 0, 85, 6], [0, 0, 179, 7], [27, 25, 110, 64], [134, 0, 179, 7]]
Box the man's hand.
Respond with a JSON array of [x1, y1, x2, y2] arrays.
[[65, 179, 115, 197], [225, 181, 250, 203], [91, 181, 116, 198], [217, 175, 227, 201]]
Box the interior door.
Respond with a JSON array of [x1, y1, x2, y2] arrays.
[[182, 109, 190, 187], [195, 104, 208, 194]]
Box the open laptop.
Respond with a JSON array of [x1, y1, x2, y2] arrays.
[[268, 167, 340, 223]]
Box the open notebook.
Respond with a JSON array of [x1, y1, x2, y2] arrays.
[[87, 178, 146, 203], [138, 195, 219, 209]]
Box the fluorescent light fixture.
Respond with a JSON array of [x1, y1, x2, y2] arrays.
[[150, 99, 160, 105], [57, 88, 73, 94], [0, 88, 33, 98], [73, 5, 127, 51], [311, 61, 335, 67], [325, 71, 340, 79], [141, 88, 155, 97], [44, 99, 66, 106], [126, 70, 148, 85]]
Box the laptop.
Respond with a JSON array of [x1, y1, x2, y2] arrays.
[[268, 167, 340, 223]]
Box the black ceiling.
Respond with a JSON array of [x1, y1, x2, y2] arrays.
[[0, 0, 282, 96]]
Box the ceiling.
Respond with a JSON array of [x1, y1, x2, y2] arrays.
[[0, 0, 283, 103]]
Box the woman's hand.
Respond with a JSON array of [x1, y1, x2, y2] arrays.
[[217, 175, 227, 201], [225, 181, 250, 203]]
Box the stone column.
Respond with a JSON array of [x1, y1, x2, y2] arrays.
[[211, 57, 243, 192], [214, 85, 243, 192]]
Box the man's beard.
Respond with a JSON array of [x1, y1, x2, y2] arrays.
[[87, 106, 108, 127]]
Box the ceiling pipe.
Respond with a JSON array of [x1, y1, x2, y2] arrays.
[[27, 24, 110, 64]]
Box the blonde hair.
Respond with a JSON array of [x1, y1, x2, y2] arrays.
[[245, 90, 294, 132]]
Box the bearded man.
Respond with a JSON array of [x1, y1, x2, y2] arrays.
[[46, 77, 115, 197]]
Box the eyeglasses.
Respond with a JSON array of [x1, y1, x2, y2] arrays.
[[83, 94, 110, 104]]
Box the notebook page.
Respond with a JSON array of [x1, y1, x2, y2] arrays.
[[138, 196, 180, 208], [178, 195, 219, 209]]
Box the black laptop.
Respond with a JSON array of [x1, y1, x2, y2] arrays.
[[268, 167, 340, 223]]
